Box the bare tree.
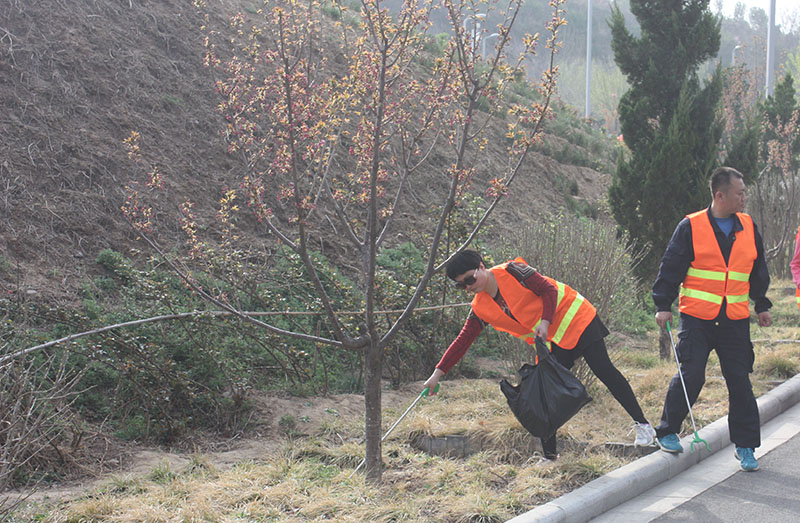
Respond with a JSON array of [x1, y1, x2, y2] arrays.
[[116, 0, 567, 483], [751, 108, 800, 275]]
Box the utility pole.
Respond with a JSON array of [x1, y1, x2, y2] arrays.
[[765, 0, 776, 95], [585, 0, 592, 119], [482, 33, 499, 59], [732, 44, 742, 65]]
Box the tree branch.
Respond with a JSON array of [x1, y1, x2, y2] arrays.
[[136, 227, 352, 348]]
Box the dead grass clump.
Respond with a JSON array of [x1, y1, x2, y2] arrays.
[[616, 349, 661, 369], [757, 352, 800, 379], [469, 418, 541, 463], [399, 380, 507, 438], [17, 283, 800, 522], [554, 452, 621, 490], [52, 494, 117, 522], [451, 497, 506, 523], [632, 366, 675, 399]]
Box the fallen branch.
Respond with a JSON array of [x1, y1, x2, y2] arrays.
[[1, 302, 470, 365]]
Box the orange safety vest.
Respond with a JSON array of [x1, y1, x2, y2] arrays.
[[471, 258, 596, 350], [678, 210, 757, 320], [795, 226, 800, 312]]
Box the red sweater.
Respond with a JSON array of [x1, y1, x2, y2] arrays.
[[436, 262, 556, 374]]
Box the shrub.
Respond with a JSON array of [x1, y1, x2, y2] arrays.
[[375, 241, 469, 385], [512, 213, 648, 331], [5, 247, 369, 446], [96, 249, 133, 281], [423, 32, 451, 56], [0, 316, 85, 506]]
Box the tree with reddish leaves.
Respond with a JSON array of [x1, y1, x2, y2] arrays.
[[123, 0, 565, 482]]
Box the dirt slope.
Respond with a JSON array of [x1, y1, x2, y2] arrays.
[[0, 0, 610, 302]]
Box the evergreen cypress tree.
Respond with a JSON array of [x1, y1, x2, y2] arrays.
[[609, 1, 722, 276], [723, 113, 760, 180]]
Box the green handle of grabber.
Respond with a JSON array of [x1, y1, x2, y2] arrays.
[[421, 383, 440, 398], [666, 319, 672, 331]]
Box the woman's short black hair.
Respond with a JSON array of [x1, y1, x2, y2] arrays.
[[446, 249, 483, 280]]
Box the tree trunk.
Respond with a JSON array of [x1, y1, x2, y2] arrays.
[[363, 340, 384, 482], [659, 327, 671, 360]]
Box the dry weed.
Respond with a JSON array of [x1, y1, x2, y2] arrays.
[[15, 281, 800, 522]]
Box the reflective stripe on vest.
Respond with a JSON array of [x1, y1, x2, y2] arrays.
[[678, 210, 757, 320], [681, 267, 749, 305], [551, 282, 587, 346], [470, 258, 596, 350]]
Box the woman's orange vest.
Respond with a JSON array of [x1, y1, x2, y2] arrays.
[[471, 258, 596, 350], [678, 210, 757, 320], [795, 226, 800, 312]]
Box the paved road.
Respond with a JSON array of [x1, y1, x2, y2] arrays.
[[652, 431, 800, 522], [510, 376, 800, 522], [590, 399, 800, 522]]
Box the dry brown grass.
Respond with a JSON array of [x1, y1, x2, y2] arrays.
[[13, 280, 800, 522]]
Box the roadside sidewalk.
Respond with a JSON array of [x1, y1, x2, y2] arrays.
[[507, 373, 800, 523], [596, 398, 800, 521]]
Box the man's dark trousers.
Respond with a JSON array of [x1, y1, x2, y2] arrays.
[[655, 313, 760, 448]]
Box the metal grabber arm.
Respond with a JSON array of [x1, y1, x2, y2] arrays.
[[665, 320, 710, 452], [349, 383, 440, 478]]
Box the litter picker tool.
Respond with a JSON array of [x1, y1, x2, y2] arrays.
[[349, 383, 439, 478], [665, 320, 710, 452]]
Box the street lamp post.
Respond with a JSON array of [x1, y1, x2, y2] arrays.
[[765, 0, 776, 95], [732, 44, 742, 65], [463, 13, 486, 61], [482, 33, 499, 59], [585, 0, 592, 119]]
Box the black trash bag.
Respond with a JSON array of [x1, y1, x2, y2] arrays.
[[500, 336, 592, 439]]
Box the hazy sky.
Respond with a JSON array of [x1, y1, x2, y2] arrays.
[[717, 0, 797, 29]]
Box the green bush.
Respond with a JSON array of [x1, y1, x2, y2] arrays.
[[96, 249, 133, 281], [5, 246, 373, 444], [375, 241, 467, 386], [423, 32, 450, 56]]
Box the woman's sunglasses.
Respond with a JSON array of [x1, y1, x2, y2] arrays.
[[454, 269, 478, 289]]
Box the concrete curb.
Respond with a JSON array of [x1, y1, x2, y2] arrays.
[[507, 373, 800, 523]]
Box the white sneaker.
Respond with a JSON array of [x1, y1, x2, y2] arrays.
[[633, 422, 656, 446]]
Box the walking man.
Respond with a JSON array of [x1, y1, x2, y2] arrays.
[[653, 167, 771, 471], [425, 249, 655, 460]]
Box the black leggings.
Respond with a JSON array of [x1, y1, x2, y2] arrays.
[[541, 338, 646, 457]]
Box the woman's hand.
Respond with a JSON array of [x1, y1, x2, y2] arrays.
[[535, 319, 550, 340], [424, 368, 444, 396]]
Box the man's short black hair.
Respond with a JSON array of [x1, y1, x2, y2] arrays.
[[709, 166, 744, 196], [446, 249, 483, 280]]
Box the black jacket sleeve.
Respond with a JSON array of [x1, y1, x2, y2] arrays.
[[750, 221, 772, 314], [652, 218, 693, 312]]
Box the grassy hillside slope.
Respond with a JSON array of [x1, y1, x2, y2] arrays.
[[0, 0, 616, 302]]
